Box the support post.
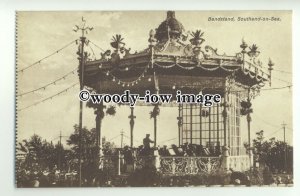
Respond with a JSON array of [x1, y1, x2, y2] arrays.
[[154, 149, 160, 170], [209, 107, 211, 145], [128, 107, 136, 148], [246, 88, 253, 169], [152, 104, 160, 147], [78, 35, 85, 187], [118, 150, 121, 175], [217, 104, 220, 144], [154, 113, 157, 147], [177, 104, 183, 146], [190, 104, 193, 144], [58, 131, 62, 171], [221, 146, 230, 171], [120, 130, 124, 148], [200, 104, 202, 145], [95, 102, 105, 157], [247, 105, 252, 168], [223, 91, 228, 147], [152, 68, 159, 147], [95, 110, 100, 147], [282, 121, 287, 172]]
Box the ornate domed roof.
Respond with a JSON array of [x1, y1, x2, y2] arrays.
[[155, 11, 185, 43]]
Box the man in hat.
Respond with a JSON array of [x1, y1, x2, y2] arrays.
[[159, 145, 170, 156], [143, 134, 154, 155]]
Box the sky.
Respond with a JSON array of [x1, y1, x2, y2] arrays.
[[16, 11, 292, 148]]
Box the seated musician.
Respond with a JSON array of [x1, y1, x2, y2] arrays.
[[159, 145, 170, 156], [183, 144, 195, 156], [171, 144, 183, 156], [215, 141, 222, 156], [187, 144, 196, 156]]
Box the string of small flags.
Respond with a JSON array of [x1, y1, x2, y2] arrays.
[[18, 83, 79, 111], [18, 39, 77, 73], [88, 40, 105, 52], [272, 76, 292, 85], [259, 64, 292, 74], [18, 68, 78, 97]]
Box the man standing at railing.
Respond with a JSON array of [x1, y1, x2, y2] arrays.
[[123, 146, 134, 172], [143, 134, 154, 155]]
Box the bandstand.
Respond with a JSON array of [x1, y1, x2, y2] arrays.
[[81, 11, 273, 175]]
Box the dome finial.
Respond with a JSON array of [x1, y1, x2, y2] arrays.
[[155, 11, 183, 43], [167, 11, 175, 19]]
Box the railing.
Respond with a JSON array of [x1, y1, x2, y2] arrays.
[[160, 156, 221, 175], [244, 61, 269, 81], [99, 154, 251, 175], [134, 156, 157, 170], [228, 155, 250, 171]]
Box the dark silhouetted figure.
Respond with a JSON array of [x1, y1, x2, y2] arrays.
[[143, 134, 154, 155]]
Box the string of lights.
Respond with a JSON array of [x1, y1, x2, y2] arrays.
[[272, 69, 292, 74], [167, 84, 292, 93], [18, 68, 78, 97], [18, 82, 79, 112], [159, 137, 177, 144], [254, 113, 292, 131], [259, 64, 292, 74], [88, 40, 105, 52], [107, 134, 121, 142], [105, 65, 151, 87], [265, 127, 283, 139], [123, 134, 140, 143], [272, 76, 292, 84], [226, 85, 292, 94], [259, 85, 292, 91], [18, 39, 77, 73], [88, 43, 96, 60]]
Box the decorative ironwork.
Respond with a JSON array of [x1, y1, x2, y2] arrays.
[[134, 156, 156, 170], [248, 44, 260, 59], [160, 156, 221, 175], [228, 156, 250, 171], [101, 155, 223, 175], [190, 30, 205, 47]]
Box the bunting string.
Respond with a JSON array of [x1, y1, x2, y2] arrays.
[[18, 39, 77, 73], [18, 83, 79, 111], [18, 68, 77, 97], [88, 40, 105, 52]]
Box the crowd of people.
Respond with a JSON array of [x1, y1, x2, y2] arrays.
[[16, 167, 79, 187], [16, 165, 293, 187], [16, 134, 293, 187]]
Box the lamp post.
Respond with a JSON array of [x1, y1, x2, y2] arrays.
[[240, 38, 248, 69], [282, 121, 287, 172], [73, 17, 93, 187], [268, 59, 274, 86]]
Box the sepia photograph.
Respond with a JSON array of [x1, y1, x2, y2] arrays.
[[15, 10, 293, 188]]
